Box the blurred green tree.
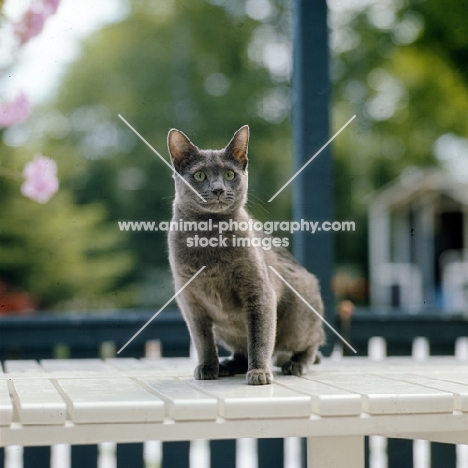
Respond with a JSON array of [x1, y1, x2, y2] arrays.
[[0, 0, 136, 312], [39, 0, 294, 307], [0, 144, 135, 310]]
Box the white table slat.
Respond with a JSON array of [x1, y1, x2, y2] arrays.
[[417, 370, 468, 386], [4, 360, 44, 373], [189, 376, 311, 419], [317, 357, 468, 373], [385, 373, 468, 412], [12, 379, 67, 425], [0, 380, 13, 426], [105, 358, 153, 371], [275, 375, 362, 416], [141, 358, 195, 376], [40, 359, 116, 373], [304, 373, 454, 415], [56, 378, 165, 423], [138, 378, 218, 421]]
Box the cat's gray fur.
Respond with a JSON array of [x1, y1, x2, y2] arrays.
[[167, 126, 325, 385]]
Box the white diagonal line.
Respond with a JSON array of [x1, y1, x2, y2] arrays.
[[117, 266, 206, 354], [268, 266, 357, 354], [268, 115, 356, 202], [118, 114, 207, 203]]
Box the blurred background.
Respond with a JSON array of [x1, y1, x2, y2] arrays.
[[0, 0, 467, 314]]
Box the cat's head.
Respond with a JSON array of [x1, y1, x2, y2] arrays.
[[167, 126, 249, 215]]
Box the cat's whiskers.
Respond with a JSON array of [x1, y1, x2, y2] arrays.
[[247, 200, 269, 215], [247, 192, 269, 215]]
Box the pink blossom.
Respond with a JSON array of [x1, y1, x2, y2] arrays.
[[43, 0, 61, 15], [14, 7, 48, 45], [21, 155, 59, 203], [14, 1, 62, 45], [0, 92, 30, 128]]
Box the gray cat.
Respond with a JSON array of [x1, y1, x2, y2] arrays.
[[167, 125, 325, 385]]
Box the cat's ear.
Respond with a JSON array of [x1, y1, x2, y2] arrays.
[[167, 129, 198, 170], [226, 125, 249, 169]]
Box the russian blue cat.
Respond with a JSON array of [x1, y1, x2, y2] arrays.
[[167, 126, 325, 385]]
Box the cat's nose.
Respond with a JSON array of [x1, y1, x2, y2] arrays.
[[211, 188, 225, 197]]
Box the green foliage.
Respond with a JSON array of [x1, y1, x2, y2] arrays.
[[39, 0, 293, 307], [0, 147, 135, 309]]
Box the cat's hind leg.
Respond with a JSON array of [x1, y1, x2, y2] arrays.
[[281, 346, 319, 377], [273, 351, 292, 368], [219, 353, 248, 377]]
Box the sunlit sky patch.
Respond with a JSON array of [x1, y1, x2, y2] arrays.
[[0, 0, 129, 104]]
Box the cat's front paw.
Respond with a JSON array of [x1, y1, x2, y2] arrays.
[[246, 369, 273, 385], [194, 364, 219, 380], [281, 360, 305, 376]]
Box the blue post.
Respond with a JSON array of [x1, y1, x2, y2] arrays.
[[292, 0, 334, 354], [291, 3, 334, 467]]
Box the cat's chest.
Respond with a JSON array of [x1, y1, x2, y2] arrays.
[[169, 228, 243, 269], [196, 268, 243, 314]]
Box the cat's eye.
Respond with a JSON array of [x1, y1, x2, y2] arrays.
[[193, 171, 206, 182], [224, 170, 235, 181]]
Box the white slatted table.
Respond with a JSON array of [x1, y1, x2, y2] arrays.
[[1, 357, 468, 468]]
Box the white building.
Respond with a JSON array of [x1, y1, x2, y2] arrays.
[[369, 169, 468, 312]]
